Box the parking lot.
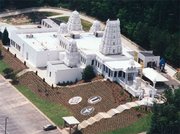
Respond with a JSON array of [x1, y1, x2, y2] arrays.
[[0, 75, 60, 134]]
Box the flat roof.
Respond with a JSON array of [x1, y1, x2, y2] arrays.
[[140, 52, 154, 57], [62, 116, 80, 125], [143, 68, 168, 82], [105, 59, 141, 71], [49, 61, 70, 70], [74, 33, 101, 52], [18, 32, 60, 51], [65, 33, 133, 61]]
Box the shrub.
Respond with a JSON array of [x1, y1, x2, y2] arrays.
[[3, 68, 14, 78], [82, 65, 95, 82], [2, 28, 10, 46], [10, 73, 19, 85]]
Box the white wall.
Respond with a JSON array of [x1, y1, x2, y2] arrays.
[[36, 50, 59, 67], [55, 67, 83, 84], [10, 32, 38, 66]]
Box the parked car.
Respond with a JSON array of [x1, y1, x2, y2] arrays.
[[43, 124, 57, 131]]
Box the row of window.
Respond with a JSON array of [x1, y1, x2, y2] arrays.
[[59, 40, 67, 49], [11, 40, 21, 51], [91, 59, 126, 78], [42, 21, 52, 28]]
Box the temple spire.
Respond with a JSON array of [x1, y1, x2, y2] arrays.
[[99, 19, 122, 55], [89, 20, 101, 33], [67, 10, 83, 32]]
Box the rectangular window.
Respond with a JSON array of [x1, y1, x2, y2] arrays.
[[114, 71, 117, 77], [49, 72, 51, 77], [123, 72, 125, 78], [128, 73, 134, 81], [118, 71, 122, 77], [91, 60, 94, 65]]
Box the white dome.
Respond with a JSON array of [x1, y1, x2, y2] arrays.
[[58, 23, 68, 34], [60, 23, 67, 27], [67, 10, 82, 32], [67, 40, 77, 52], [89, 20, 101, 32], [72, 10, 79, 16]]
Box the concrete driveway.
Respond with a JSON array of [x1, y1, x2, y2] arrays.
[[0, 75, 60, 134]]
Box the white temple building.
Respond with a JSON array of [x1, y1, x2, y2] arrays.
[[3, 10, 166, 98]]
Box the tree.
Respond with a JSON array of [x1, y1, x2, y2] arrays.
[[148, 88, 180, 134], [82, 65, 95, 82], [0, 31, 2, 40], [0, 0, 5, 11], [2, 28, 10, 46]]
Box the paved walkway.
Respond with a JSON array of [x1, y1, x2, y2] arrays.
[[0, 75, 61, 134], [78, 98, 153, 130]]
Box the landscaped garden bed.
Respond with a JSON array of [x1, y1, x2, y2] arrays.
[[17, 71, 150, 134], [0, 44, 27, 73]]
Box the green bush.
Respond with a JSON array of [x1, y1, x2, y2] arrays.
[[82, 65, 95, 82], [3, 67, 13, 74]]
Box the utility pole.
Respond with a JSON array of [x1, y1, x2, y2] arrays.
[[5, 117, 8, 134]]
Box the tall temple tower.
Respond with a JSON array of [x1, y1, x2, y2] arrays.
[[89, 20, 101, 33], [67, 11, 83, 32], [64, 40, 79, 67], [99, 19, 122, 55]]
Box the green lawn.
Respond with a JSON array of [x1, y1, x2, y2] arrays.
[[15, 85, 71, 126], [56, 16, 92, 31], [39, 12, 61, 16], [102, 113, 152, 134], [0, 59, 9, 74]]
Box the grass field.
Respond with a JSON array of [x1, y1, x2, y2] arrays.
[[15, 85, 71, 126], [56, 16, 92, 31], [0, 59, 9, 74], [103, 113, 152, 134]]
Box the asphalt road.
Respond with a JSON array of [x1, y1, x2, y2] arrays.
[[0, 75, 60, 134]]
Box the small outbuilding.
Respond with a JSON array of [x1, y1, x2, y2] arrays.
[[138, 51, 160, 68], [62, 116, 80, 134]]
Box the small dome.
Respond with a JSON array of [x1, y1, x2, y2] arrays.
[[67, 40, 78, 52], [58, 23, 68, 34], [93, 20, 100, 25], [60, 23, 67, 27], [72, 10, 79, 15], [89, 20, 101, 32]]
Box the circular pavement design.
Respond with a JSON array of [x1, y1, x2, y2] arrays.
[[80, 106, 95, 116], [88, 96, 102, 104], [68, 96, 82, 105]]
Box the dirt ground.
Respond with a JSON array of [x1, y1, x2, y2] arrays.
[[18, 71, 149, 134], [0, 46, 27, 73], [0, 12, 58, 25]]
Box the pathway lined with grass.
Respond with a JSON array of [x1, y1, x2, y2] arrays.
[[16, 85, 71, 126]]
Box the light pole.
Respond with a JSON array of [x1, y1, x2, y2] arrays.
[[5, 117, 8, 134]]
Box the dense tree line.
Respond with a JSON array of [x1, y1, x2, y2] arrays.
[[148, 88, 180, 134], [0, 0, 179, 67]]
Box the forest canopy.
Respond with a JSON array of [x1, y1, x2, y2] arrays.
[[0, 0, 179, 67]]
